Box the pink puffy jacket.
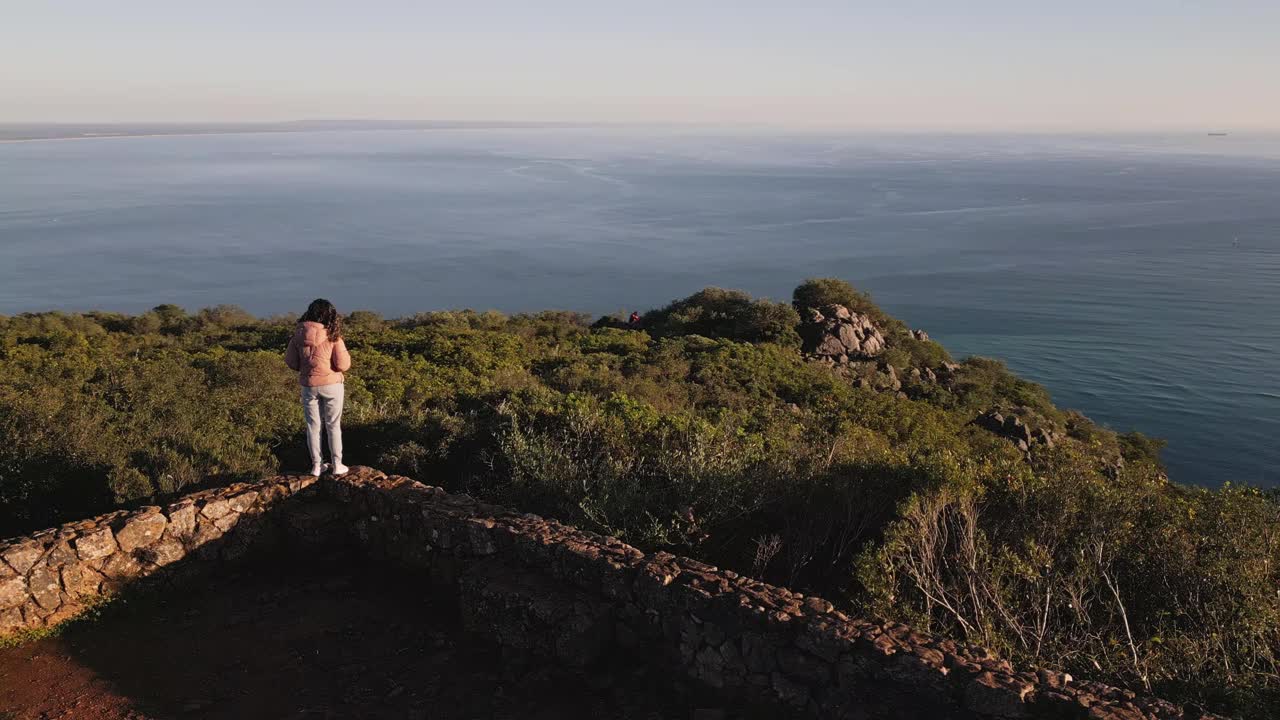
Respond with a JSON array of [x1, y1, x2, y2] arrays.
[[285, 321, 351, 387]]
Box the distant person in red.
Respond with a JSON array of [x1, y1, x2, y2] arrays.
[[628, 311, 641, 327], [285, 298, 352, 477]]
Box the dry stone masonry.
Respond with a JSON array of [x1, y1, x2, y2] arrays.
[[0, 474, 319, 634], [1, 468, 1222, 720]]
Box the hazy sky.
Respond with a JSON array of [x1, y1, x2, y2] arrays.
[[4, 1, 1277, 130]]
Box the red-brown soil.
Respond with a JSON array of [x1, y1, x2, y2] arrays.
[[0, 554, 726, 719]]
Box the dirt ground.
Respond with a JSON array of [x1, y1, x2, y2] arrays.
[[0, 554, 726, 720]]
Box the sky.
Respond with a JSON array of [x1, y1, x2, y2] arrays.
[[3, 1, 1278, 130]]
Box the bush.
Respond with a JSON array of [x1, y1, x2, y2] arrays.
[[861, 465, 1280, 719], [792, 278, 908, 336], [792, 277, 871, 312], [194, 304, 256, 330], [343, 310, 388, 336], [1118, 430, 1167, 467], [948, 356, 1059, 418], [643, 287, 801, 346]]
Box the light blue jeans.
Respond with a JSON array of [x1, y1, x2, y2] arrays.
[[301, 383, 344, 465]]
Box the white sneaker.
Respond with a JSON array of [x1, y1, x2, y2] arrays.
[[330, 461, 350, 476]]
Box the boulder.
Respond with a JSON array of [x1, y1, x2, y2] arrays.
[[880, 365, 902, 392], [861, 333, 885, 356], [1002, 415, 1033, 444], [815, 335, 847, 358], [1034, 427, 1058, 449], [972, 409, 1060, 456], [800, 304, 887, 363], [974, 411, 1006, 433], [836, 323, 860, 351]]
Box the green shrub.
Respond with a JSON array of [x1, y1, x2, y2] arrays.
[[792, 278, 909, 338], [194, 304, 256, 330], [792, 277, 870, 313], [896, 336, 953, 367], [948, 356, 1059, 418], [643, 287, 800, 346], [343, 310, 388, 336], [1118, 430, 1167, 467]]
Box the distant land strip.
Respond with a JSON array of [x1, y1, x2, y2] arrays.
[[0, 120, 600, 143]]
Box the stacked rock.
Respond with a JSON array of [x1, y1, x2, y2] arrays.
[[800, 305, 886, 364]]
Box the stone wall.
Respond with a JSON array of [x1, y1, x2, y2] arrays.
[[0, 473, 320, 636], [323, 469, 1222, 720], [1, 468, 1223, 720]]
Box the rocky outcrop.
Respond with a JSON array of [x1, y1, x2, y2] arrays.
[[800, 305, 886, 364], [1, 469, 1221, 720], [857, 364, 902, 394], [798, 309, 977, 409], [801, 309, 964, 399], [972, 409, 1061, 453]]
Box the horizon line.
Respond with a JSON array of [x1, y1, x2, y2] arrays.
[[0, 118, 1271, 139]]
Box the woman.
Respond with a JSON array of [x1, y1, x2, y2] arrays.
[[285, 298, 352, 476]]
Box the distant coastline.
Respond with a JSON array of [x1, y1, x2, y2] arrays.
[[0, 120, 596, 144]]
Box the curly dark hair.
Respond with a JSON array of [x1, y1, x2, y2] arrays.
[[300, 298, 342, 340]]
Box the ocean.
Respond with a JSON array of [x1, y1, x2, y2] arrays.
[[1, 128, 1277, 488]]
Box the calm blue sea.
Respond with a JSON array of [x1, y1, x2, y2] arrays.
[[1, 128, 1277, 488]]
